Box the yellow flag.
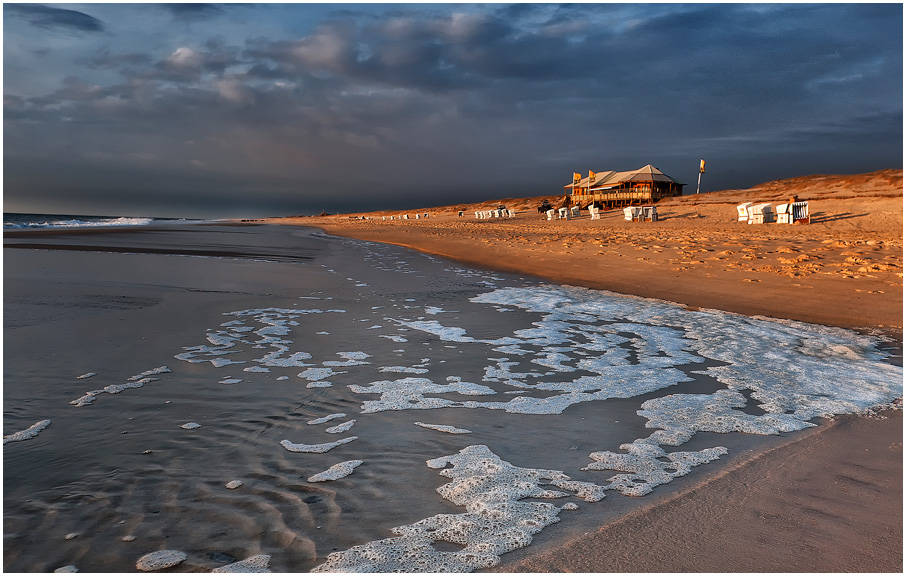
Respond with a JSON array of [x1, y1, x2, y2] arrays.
[[573, 172, 581, 184], [699, 159, 706, 173], [589, 170, 595, 182]]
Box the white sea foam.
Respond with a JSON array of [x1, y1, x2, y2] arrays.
[[313, 445, 599, 572], [5, 215, 156, 230], [4, 419, 51, 444], [76, 372, 96, 380], [425, 307, 451, 315], [349, 377, 497, 413], [308, 413, 346, 425], [280, 436, 358, 453], [136, 550, 187, 571], [177, 308, 345, 368], [70, 375, 161, 407], [308, 460, 363, 482], [379, 366, 430, 374], [325, 420, 356, 434], [298, 367, 345, 381], [323, 351, 371, 367], [414, 422, 472, 434], [307, 382, 333, 388], [583, 440, 727, 497], [380, 335, 408, 342], [127, 366, 171, 381], [373, 285, 901, 420], [155, 278, 898, 572]]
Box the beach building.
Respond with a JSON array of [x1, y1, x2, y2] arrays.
[[565, 165, 684, 208]]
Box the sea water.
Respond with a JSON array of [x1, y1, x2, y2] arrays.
[[3, 224, 901, 572], [3, 212, 186, 230]]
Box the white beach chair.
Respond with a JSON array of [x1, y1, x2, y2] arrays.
[[558, 207, 570, 220], [546, 209, 555, 221], [623, 207, 634, 221], [589, 206, 600, 220], [746, 203, 773, 224], [507, 209, 515, 217], [775, 203, 791, 224], [570, 206, 581, 218], [736, 202, 753, 221]]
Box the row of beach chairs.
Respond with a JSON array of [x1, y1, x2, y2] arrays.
[[736, 201, 809, 224], [544, 205, 656, 222], [546, 206, 583, 220], [382, 213, 430, 221], [623, 206, 658, 222], [475, 209, 515, 219]]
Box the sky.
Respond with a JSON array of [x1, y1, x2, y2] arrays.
[[3, 2, 903, 218]]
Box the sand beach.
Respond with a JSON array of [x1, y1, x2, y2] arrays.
[[264, 168, 904, 572], [280, 169, 903, 335], [3, 170, 902, 573]]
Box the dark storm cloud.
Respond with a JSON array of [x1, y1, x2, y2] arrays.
[[4, 4, 104, 33], [84, 47, 152, 70], [3, 3, 902, 218], [158, 3, 227, 20]]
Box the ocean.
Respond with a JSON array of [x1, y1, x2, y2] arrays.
[[3, 212, 191, 230], [3, 222, 902, 572]]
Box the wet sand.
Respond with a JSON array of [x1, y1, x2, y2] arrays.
[[12, 223, 821, 572], [261, 169, 903, 572]]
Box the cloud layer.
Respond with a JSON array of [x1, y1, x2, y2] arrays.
[[3, 3, 902, 217]]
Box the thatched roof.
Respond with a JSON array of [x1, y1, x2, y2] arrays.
[[565, 165, 684, 189]]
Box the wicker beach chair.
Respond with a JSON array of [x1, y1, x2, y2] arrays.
[[737, 202, 753, 221]]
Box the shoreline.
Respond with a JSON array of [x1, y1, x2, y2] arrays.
[[4, 211, 903, 572], [495, 407, 902, 573], [267, 209, 902, 340], [257, 181, 903, 572]]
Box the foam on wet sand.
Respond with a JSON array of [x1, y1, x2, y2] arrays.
[[135, 550, 187, 571], [279, 436, 358, 453], [312, 445, 599, 572], [414, 422, 472, 434], [4, 220, 900, 573], [307, 460, 364, 482], [3, 419, 51, 444]]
